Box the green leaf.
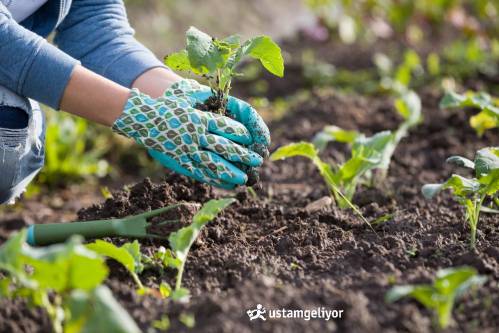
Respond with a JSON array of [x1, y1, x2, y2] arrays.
[[86, 240, 136, 274], [65, 286, 141, 333], [395, 50, 420, 87], [23, 237, 108, 292], [162, 248, 182, 269], [186, 26, 230, 74], [223, 34, 241, 48], [439, 91, 467, 109], [444, 175, 481, 197], [446, 156, 475, 169], [440, 91, 499, 135], [479, 169, 499, 195], [386, 267, 485, 329], [270, 142, 318, 161], [422, 183, 445, 199], [122, 240, 144, 274], [169, 199, 234, 272], [434, 267, 486, 298], [159, 282, 172, 298], [474, 147, 499, 177], [179, 313, 196, 328], [240, 36, 284, 77], [171, 287, 190, 302], [395, 90, 422, 126], [312, 126, 360, 151], [349, 130, 394, 171], [470, 112, 498, 136], [164, 50, 192, 72], [0, 230, 27, 278]]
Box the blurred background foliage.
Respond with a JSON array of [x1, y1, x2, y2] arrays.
[[23, 0, 498, 199]]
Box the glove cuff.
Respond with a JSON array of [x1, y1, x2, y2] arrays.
[[112, 88, 155, 139], [164, 79, 207, 99]]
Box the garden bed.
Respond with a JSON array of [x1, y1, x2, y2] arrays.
[[0, 83, 497, 332]]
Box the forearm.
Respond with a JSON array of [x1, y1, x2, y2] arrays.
[[132, 67, 183, 98], [60, 65, 130, 126], [60, 66, 183, 127]]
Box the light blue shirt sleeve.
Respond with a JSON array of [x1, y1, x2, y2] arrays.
[[54, 0, 166, 89], [0, 3, 79, 109], [0, 0, 166, 110]]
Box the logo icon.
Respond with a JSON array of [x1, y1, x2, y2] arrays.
[[247, 304, 267, 321]]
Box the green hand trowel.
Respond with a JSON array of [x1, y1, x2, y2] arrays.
[[26, 203, 200, 246]]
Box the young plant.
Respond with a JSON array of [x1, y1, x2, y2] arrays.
[[165, 26, 284, 113], [273, 130, 394, 207], [440, 90, 499, 136], [386, 267, 486, 329], [0, 230, 140, 333], [422, 147, 499, 248], [34, 111, 109, 189], [86, 240, 145, 292], [161, 198, 235, 300]]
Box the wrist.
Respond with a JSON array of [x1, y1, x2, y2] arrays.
[[132, 67, 183, 98]]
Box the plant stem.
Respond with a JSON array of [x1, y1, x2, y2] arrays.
[[43, 294, 63, 333], [175, 262, 186, 291], [468, 197, 484, 249], [131, 273, 144, 291], [437, 300, 453, 329]]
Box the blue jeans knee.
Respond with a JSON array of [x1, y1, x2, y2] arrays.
[[0, 87, 45, 204]]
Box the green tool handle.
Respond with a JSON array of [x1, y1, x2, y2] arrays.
[[27, 219, 118, 246]]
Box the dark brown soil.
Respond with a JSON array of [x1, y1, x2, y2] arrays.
[[1, 80, 497, 332], [1, 30, 499, 332]]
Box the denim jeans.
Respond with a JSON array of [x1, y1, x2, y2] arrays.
[[0, 86, 45, 204]]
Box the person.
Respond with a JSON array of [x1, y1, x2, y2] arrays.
[[0, 0, 270, 205]]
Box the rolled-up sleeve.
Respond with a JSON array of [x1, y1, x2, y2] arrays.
[[0, 4, 79, 109], [54, 0, 166, 89]]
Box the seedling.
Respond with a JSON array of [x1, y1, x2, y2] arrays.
[[312, 89, 421, 183], [165, 26, 284, 114], [86, 240, 146, 292], [440, 90, 499, 136], [158, 198, 235, 300], [386, 267, 486, 329], [272, 131, 394, 209], [0, 230, 140, 333], [422, 147, 499, 248]]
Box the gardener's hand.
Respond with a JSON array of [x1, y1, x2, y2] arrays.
[[165, 79, 271, 158], [112, 82, 263, 189]]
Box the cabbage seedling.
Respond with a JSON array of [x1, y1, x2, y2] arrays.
[[0, 231, 140, 333], [440, 90, 499, 136], [272, 131, 394, 209], [165, 26, 284, 114], [86, 240, 146, 292], [386, 267, 486, 329], [163, 198, 235, 300], [422, 147, 499, 248]]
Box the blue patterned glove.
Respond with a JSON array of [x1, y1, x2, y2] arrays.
[[170, 79, 271, 158], [112, 81, 263, 188]]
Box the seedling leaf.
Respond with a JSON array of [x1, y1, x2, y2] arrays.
[[86, 240, 144, 289], [422, 147, 499, 247], [440, 91, 499, 136], [169, 198, 235, 291], [386, 267, 485, 329], [65, 286, 141, 333], [241, 36, 284, 77], [446, 156, 475, 169], [186, 26, 230, 74], [313, 126, 360, 151], [164, 50, 191, 72]]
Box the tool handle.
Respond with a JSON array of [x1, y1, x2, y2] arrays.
[[27, 219, 118, 246]]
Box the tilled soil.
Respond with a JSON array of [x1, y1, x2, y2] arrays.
[[0, 87, 498, 332]]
